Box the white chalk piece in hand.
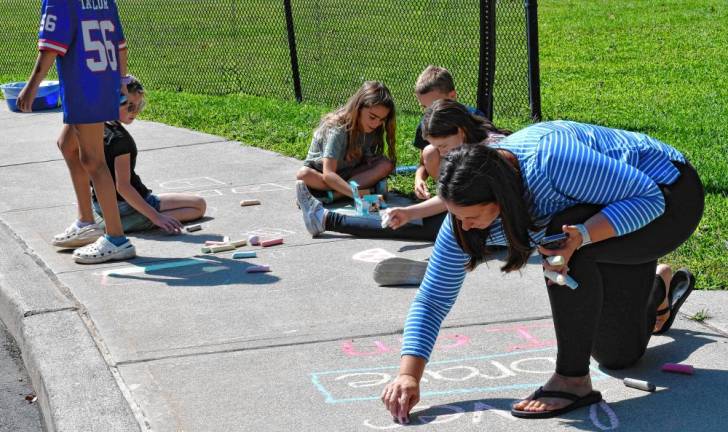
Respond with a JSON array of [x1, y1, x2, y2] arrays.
[[185, 224, 202, 232], [543, 270, 579, 289], [380, 209, 391, 229], [546, 255, 565, 266], [623, 377, 656, 392]]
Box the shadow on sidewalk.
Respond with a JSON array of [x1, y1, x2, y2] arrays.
[[100, 255, 279, 287]]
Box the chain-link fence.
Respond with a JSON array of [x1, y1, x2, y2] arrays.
[[0, 0, 540, 120]]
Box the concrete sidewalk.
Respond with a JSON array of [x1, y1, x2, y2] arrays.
[[0, 104, 726, 431]]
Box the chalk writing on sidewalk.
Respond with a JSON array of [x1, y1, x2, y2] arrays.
[[311, 348, 608, 405]]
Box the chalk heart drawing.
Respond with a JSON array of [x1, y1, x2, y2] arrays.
[[231, 183, 291, 194], [352, 248, 396, 263], [159, 176, 225, 190], [243, 227, 296, 238], [194, 189, 223, 198]]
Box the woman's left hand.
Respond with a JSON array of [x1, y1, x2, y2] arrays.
[[538, 224, 583, 284]]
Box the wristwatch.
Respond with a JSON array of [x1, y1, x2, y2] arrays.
[[574, 224, 592, 249]]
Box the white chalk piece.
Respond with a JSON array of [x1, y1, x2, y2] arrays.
[[232, 251, 257, 259], [230, 239, 247, 248], [240, 199, 261, 206], [209, 244, 235, 253], [546, 255, 565, 266], [204, 240, 226, 246], [623, 377, 656, 392], [223, 236, 230, 243], [248, 235, 260, 246], [185, 224, 202, 232], [246, 265, 271, 273], [543, 270, 579, 289], [261, 238, 284, 247], [380, 210, 391, 229]]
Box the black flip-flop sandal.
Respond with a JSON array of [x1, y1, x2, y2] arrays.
[[511, 386, 603, 419], [653, 269, 695, 335]]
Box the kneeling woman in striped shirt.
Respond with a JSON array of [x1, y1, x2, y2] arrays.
[[381, 120, 703, 421]]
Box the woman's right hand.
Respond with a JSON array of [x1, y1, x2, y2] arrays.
[[381, 374, 420, 424], [386, 207, 412, 230], [153, 213, 183, 234]]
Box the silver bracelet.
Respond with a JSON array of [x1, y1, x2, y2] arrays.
[[574, 224, 592, 248]]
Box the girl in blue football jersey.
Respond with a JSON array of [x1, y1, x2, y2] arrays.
[[17, 0, 136, 264]]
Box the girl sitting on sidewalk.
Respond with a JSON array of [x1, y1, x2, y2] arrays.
[[296, 81, 397, 202], [89, 77, 206, 233], [296, 99, 509, 241]]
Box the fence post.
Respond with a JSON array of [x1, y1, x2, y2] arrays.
[[283, 0, 303, 102], [524, 0, 542, 121], [477, 0, 496, 120]]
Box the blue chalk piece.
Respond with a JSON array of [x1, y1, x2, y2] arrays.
[[232, 251, 257, 259], [395, 165, 418, 175]]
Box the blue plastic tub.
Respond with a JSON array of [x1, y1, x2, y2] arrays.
[[1, 80, 60, 112]]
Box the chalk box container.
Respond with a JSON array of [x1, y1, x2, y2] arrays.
[[1, 80, 61, 112]]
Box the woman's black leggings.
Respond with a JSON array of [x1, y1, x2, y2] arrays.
[[324, 211, 446, 241], [546, 162, 704, 376]]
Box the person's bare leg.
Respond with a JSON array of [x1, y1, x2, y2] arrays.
[[349, 158, 394, 189], [76, 123, 124, 237], [296, 166, 330, 191], [57, 125, 94, 222], [653, 264, 673, 332], [422, 144, 441, 181], [157, 193, 206, 222]]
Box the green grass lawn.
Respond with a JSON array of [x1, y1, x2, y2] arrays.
[[1, 0, 725, 288]]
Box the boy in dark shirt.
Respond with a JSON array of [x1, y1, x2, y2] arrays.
[[412, 66, 485, 199]]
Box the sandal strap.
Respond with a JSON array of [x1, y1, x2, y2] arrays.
[[655, 307, 670, 316], [533, 386, 580, 402]]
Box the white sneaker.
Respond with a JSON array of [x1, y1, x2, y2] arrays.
[[52, 222, 104, 248], [295, 181, 325, 237], [72, 236, 136, 264]]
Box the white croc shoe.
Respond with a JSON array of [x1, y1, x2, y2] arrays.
[[72, 236, 136, 264], [52, 222, 104, 248]]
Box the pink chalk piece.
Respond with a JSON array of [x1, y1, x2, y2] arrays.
[[661, 363, 694, 375], [246, 265, 271, 273], [260, 238, 284, 247]]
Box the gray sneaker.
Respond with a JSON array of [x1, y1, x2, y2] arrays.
[[373, 257, 428, 286], [295, 181, 325, 237]]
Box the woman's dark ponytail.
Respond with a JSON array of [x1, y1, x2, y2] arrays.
[[439, 144, 534, 272]]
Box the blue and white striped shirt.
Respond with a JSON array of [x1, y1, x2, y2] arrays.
[[401, 121, 686, 360]]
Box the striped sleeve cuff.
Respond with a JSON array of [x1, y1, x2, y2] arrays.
[[38, 39, 68, 55]]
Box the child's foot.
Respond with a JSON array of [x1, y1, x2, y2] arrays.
[[52, 221, 103, 248], [295, 181, 325, 237], [72, 236, 136, 264]]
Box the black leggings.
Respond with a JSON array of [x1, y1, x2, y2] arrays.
[[547, 162, 704, 376], [324, 211, 446, 241]]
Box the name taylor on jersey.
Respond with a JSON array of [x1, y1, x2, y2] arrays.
[[79, 0, 110, 10]]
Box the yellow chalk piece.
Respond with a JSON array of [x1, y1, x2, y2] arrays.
[[240, 199, 261, 206], [201, 246, 212, 253], [231, 239, 247, 248], [209, 244, 235, 253]]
